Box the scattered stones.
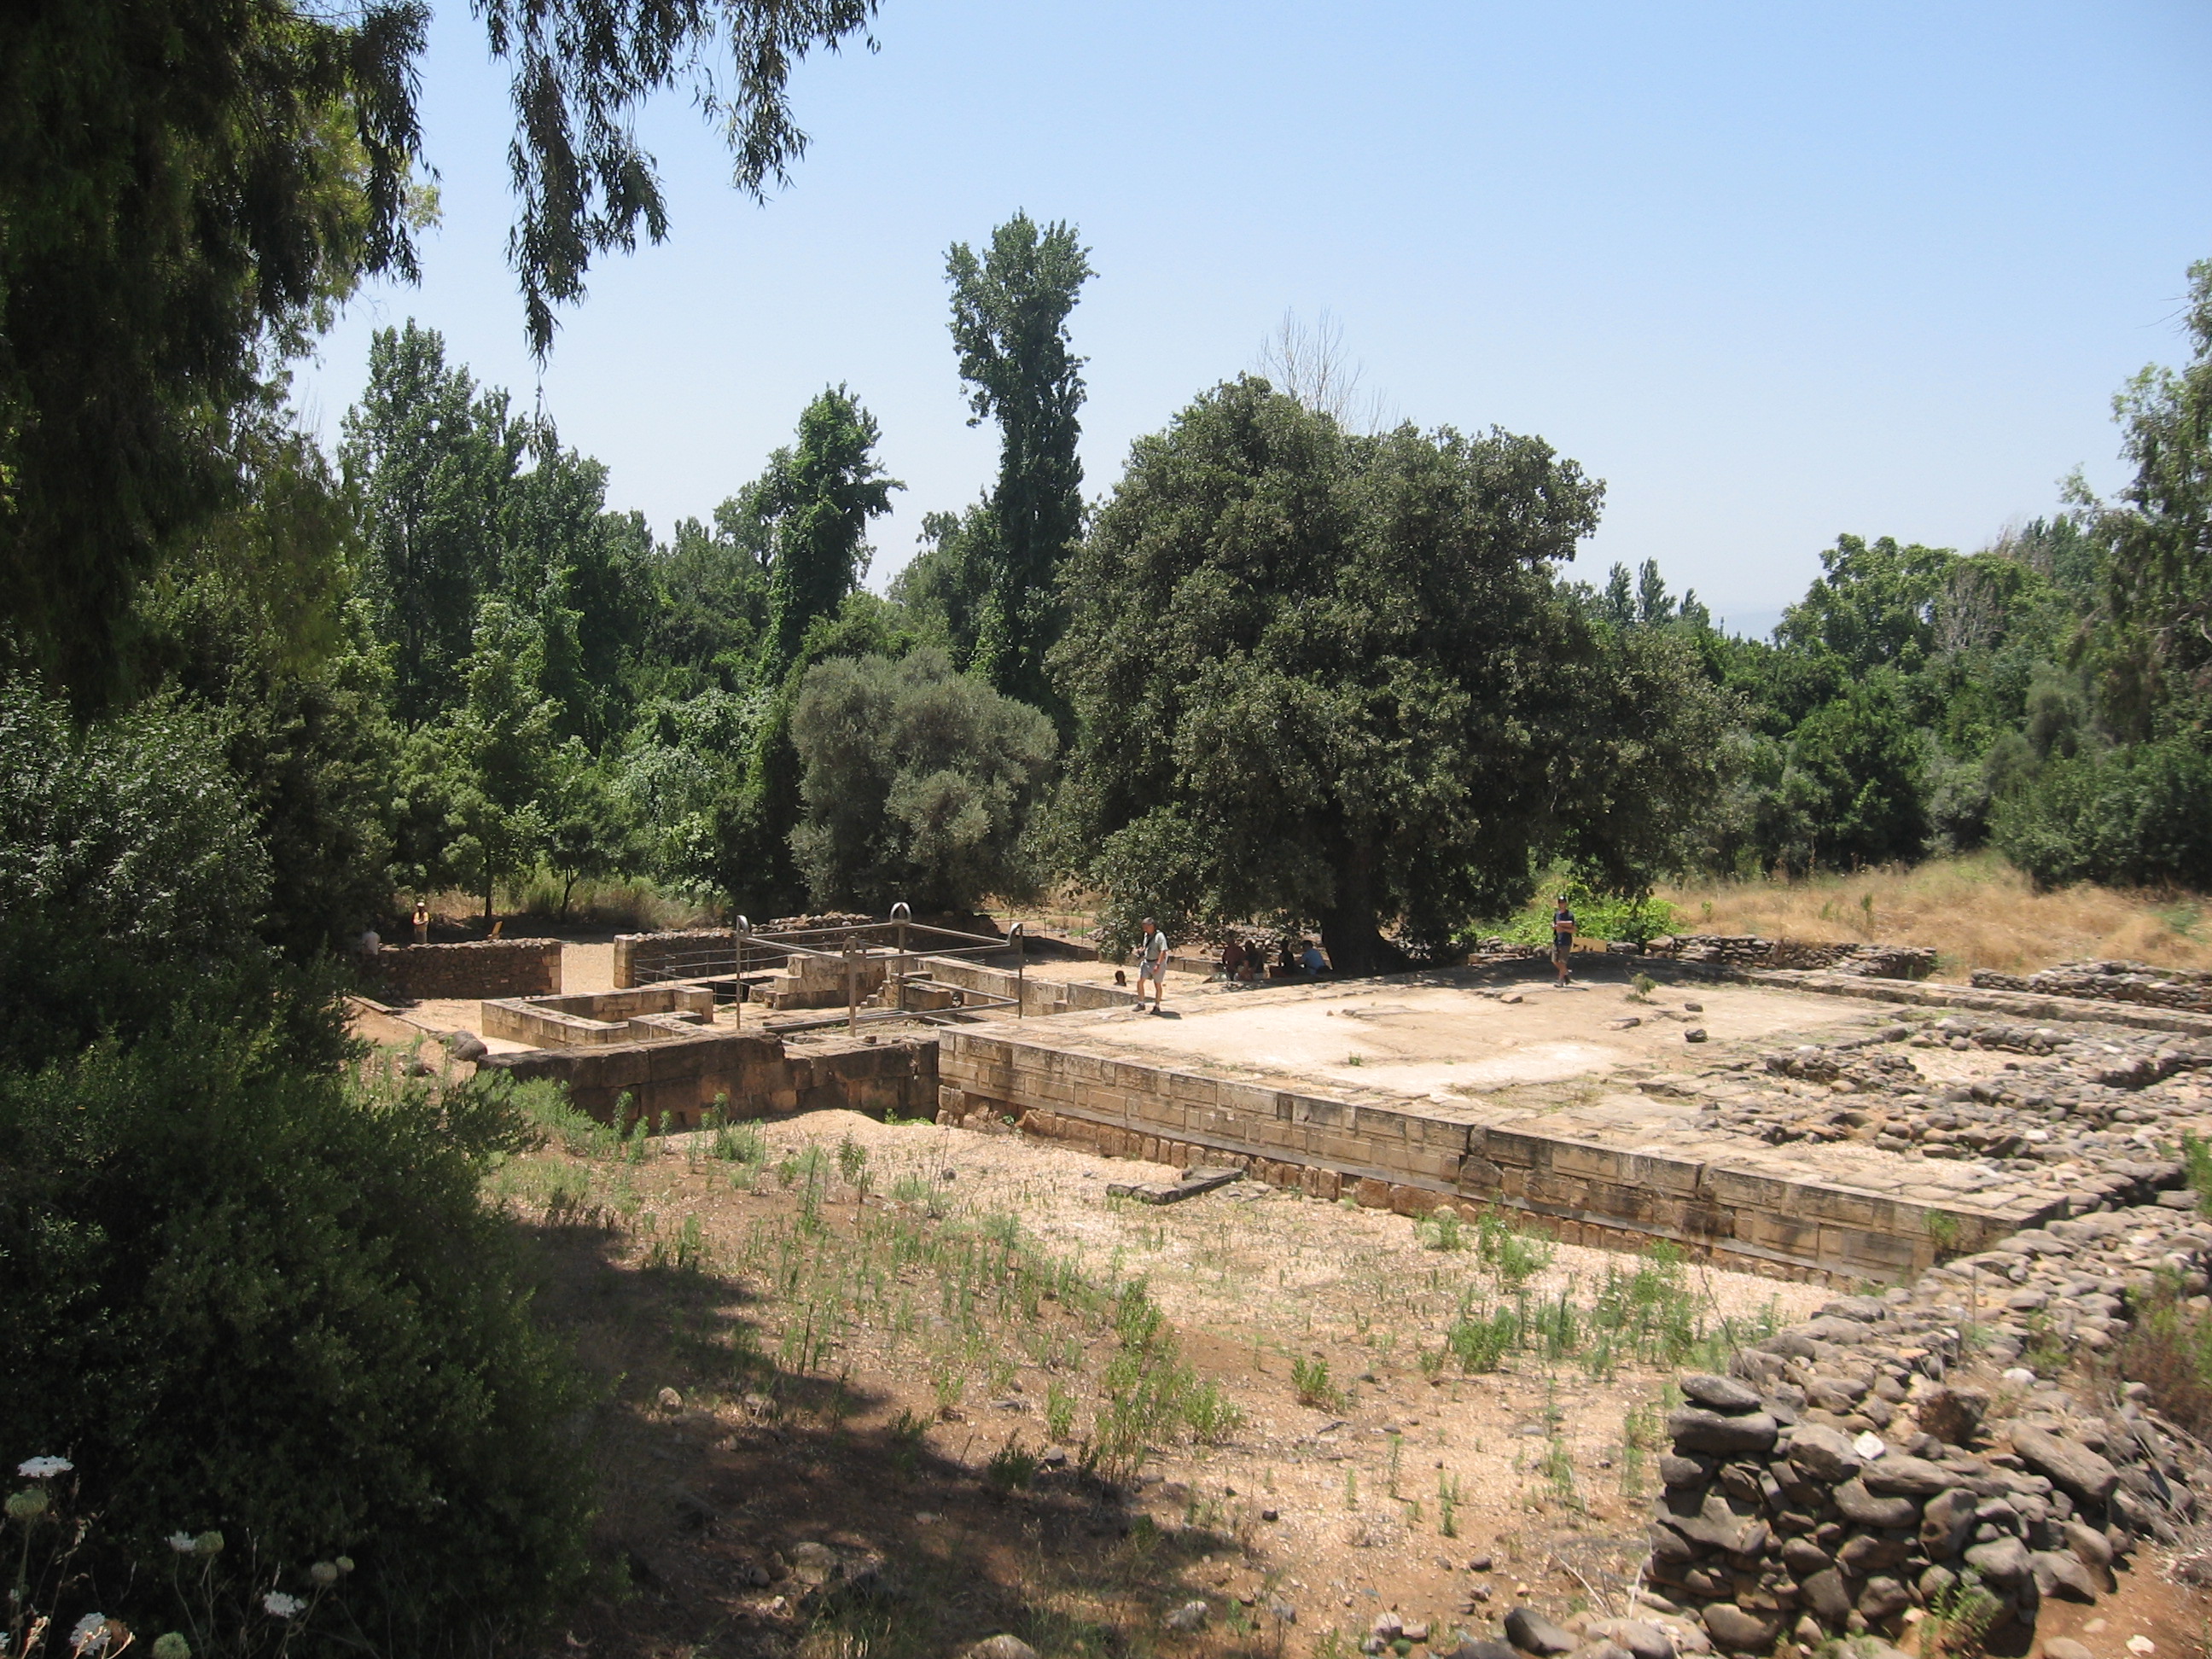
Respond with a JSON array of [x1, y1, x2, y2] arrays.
[[1163, 1599, 1210, 1633]]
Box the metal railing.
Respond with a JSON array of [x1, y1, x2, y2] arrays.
[[639, 906, 1027, 1037]]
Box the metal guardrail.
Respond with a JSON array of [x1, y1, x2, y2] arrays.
[[635, 906, 1027, 1037]]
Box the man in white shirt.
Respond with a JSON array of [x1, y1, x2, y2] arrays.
[[1135, 918, 1169, 1012]]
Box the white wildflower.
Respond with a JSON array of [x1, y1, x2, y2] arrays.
[[262, 1593, 305, 1620], [17, 1458, 73, 1480], [166, 1533, 198, 1555], [69, 1614, 109, 1656]]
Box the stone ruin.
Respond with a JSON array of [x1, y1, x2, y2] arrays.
[[1640, 1196, 2211, 1655], [1971, 959, 2212, 1016]]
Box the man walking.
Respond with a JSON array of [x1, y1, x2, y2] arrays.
[[1135, 917, 1169, 1012], [1551, 895, 1576, 986]]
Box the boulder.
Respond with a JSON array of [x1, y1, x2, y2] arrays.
[[1661, 1454, 1716, 1487], [1505, 1610, 1580, 1656], [2030, 1551, 2101, 1604], [1837, 1534, 1909, 1577], [1833, 1479, 1920, 1528], [1164, 1600, 1210, 1633], [1861, 1455, 1952, 1497], [1963, 1535, 2034, 1590], [1679, 1373, 1763, 1413], [1785, 1424, 1863, 1482], [2009, 1426, 2119, 1506], [1919, 1488, 1978, 1558], [1668, 1408, 1779, 1457], [965, 1639, 1039, 1659], [1912, 1386, 1986, 1447], [2042, 1641, 2094, 1659], [1698, 1605, 1777, 1653], [1855, 1577, 1912, 1622], [1799, 1569, 1853, 1624]]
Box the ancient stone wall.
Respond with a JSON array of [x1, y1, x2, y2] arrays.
[[936, 1028, 2038, 1283], [1638, 937, 1938, 980], [1970, 959, 2212, 1015], [480, 1028, 936, 1131], [367, 939, 562, 1000], [1642, 1204, 2211, 1654], [917, 957, 1141, 1016], [612, 915, 878, 987], [481, 984, 716, 1047]]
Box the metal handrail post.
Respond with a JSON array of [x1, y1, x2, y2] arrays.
[[845, 931, 859, 1037], [1010, 921, 1025, 1019], [734, 916, 750, 1029], [891, 901, 910, 1012]]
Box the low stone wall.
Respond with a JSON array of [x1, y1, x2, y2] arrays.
[[936, 1028, 2039, 1283], [367, 939, 562, 1000], [482, 984, 715, 1047], [480, 1028, 937, 1131], [917, 957, 1142, 1016], [1970, 958, 2212, 1015], [1639, 1203, 2212, 1654], [1639, 936, 1938, 980]]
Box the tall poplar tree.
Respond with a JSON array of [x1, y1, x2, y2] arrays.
[[943, 212, 1092, 716]]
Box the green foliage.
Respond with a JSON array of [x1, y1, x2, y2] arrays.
[[1052, 376, 1737, 975], [399, 598, 568, 917], [789, 647, 1057, 911], [1991, 736, 2212, 888], [0, 1023, 592, 1656], [1492, 884, 1680, 948], [1290, 1357, 1345, 1412], [942, 214, 1094, 713]]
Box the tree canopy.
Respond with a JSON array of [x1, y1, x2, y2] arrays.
[[1051, 376, 1738, 972]]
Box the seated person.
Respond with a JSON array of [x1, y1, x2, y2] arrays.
[[1220, 934, 1248, 981], [1300, 940, 1328, 975]]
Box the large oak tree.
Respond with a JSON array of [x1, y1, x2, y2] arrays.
[[1052, 377, 1738, 974]]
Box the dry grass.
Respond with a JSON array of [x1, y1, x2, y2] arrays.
[[1657, 852, 2212, 978]]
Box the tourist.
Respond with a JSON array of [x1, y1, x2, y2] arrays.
[[1552, 894, 1576, 986], [412, 899, 430, 945], [1300, 939, 1328, 975], [1220, 934, 1248, 984], [1135, 917, 1169, 1011]]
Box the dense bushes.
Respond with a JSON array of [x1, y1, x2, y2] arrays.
[[1992, 736, 2212, 889], [0, 1022, 593, 1656], [1, 676, 593, 1655], [789, 647, 1056, 911]]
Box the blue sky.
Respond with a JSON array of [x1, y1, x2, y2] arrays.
[[293, 0, 2212, 637]]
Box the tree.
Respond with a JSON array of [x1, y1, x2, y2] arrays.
[[755, 387, 899, 681], [404, 598, 562, 921], [2075, 256, 2212, 739], [944, 213, 1094, 712], [3, 0, 882, 704], [342, 323, 525, 726], [789, 648, 1056, 911], [1052, 376, 1736, 974]]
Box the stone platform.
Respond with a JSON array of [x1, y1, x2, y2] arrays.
[[936, 967, 2199, 1284]]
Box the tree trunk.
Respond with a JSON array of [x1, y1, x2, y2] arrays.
[[1319, 848, 1410, 978]]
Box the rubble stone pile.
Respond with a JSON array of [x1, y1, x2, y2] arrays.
[[1970, 960, 2212, 1016], [1641, 1202, 2212, 1654], [1683, 1014, 2212, 1173], [1632, 937, 1937, 981]]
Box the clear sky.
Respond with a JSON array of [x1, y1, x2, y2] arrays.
[[292, 0, 2212, 637]]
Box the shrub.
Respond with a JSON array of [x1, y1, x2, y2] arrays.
[[0, 1017, 593, 1656], [789, 647, 1057, 911], [1992, 736, 2212, 889]]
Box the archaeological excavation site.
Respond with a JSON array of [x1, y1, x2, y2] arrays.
[[345, 917, 2212, 1659]]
